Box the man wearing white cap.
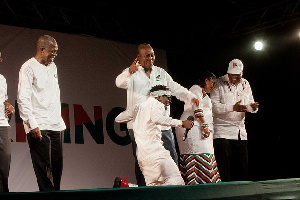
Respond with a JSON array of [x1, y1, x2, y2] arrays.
[[210, 59, 259, 182]]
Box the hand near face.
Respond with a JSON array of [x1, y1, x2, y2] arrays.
[[129, 58, 141, 74]]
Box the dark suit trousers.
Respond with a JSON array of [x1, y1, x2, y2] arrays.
[[27, 130, 63, 191]]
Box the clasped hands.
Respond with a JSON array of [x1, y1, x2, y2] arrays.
[[233, 100, 259, 112]]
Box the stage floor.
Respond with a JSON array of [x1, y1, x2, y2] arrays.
[[1, 178, 300, 200]]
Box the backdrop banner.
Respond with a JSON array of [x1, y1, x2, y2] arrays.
[[0, 24, 167, 192]]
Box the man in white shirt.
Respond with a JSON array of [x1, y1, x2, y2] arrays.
[[0, 52, 15, 192], [115, 43, 199, 186], [210, 59, 259, 182], [133, 85, 193, 186], [17, 35, 66, 191]]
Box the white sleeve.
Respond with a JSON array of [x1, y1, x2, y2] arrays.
[[115, 68, 131, 89], [164, 72, 197, 104], [246, 83, 258, 113], [210, 80, 234, 114], [17, 66, 38, 130], [150, 102, 181, 127], [115, 109, 134, 123], [4, 77, 8, 100], [189, 85, 202, 100]]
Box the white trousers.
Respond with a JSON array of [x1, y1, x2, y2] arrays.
[[139, 150, 184, 186]]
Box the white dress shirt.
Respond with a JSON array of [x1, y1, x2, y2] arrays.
[[210, 74, 257, 140], [0, 74, 9, 126], [133, 97, 181, 162], [17, 57, 66, 132], [115, 65, 196, 129], [176, 85, 214, 154]]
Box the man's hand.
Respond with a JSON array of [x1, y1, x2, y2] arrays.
[[128, 58, 140, 74], [233, 100, 247, 112], [250, 102, 259, 111], [182, 120, 194, 129], [191, 98, 200, 107], [4, 100, 15, 117], [30, 127, 42, 141]]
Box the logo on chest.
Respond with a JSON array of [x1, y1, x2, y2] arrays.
[[156, 75, 161, 81]]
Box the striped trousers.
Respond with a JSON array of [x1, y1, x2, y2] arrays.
[[179, 153, 221, 185]]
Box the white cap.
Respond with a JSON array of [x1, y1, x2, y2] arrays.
[[227, 59, 243, 74]]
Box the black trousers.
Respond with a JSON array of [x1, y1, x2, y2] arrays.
[[27, 130, 63, 191], [0, 126, 11, 192], [213, 138, 248, 182]]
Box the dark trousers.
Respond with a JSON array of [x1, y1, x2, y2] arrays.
[[129, 128, 178, 186], [27, 130, 63, 191], [0, 126, 11, 192], [213, 138, 248, 182], [161, 129, 178, 165], [128, 129, 146, 186]]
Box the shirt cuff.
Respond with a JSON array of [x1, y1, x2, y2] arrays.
[[225, 105, 234, 112], [247, 104, 258, 113], [126, 68, 132, 75], [173, 119, 182, 127], [115, 109, 134, 123], [28, 117, 38, 130]]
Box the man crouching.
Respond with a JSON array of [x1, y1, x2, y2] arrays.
[[133, 85, 193, 186]]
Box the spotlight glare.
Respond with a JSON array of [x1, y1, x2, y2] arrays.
[[254, 41, 263, 51]]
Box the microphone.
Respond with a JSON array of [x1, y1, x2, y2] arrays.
[[182, 116, 194, 141]]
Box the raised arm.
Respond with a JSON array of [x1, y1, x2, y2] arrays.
[[115, 68, 131, 89], [115, 59, 141, 89]]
